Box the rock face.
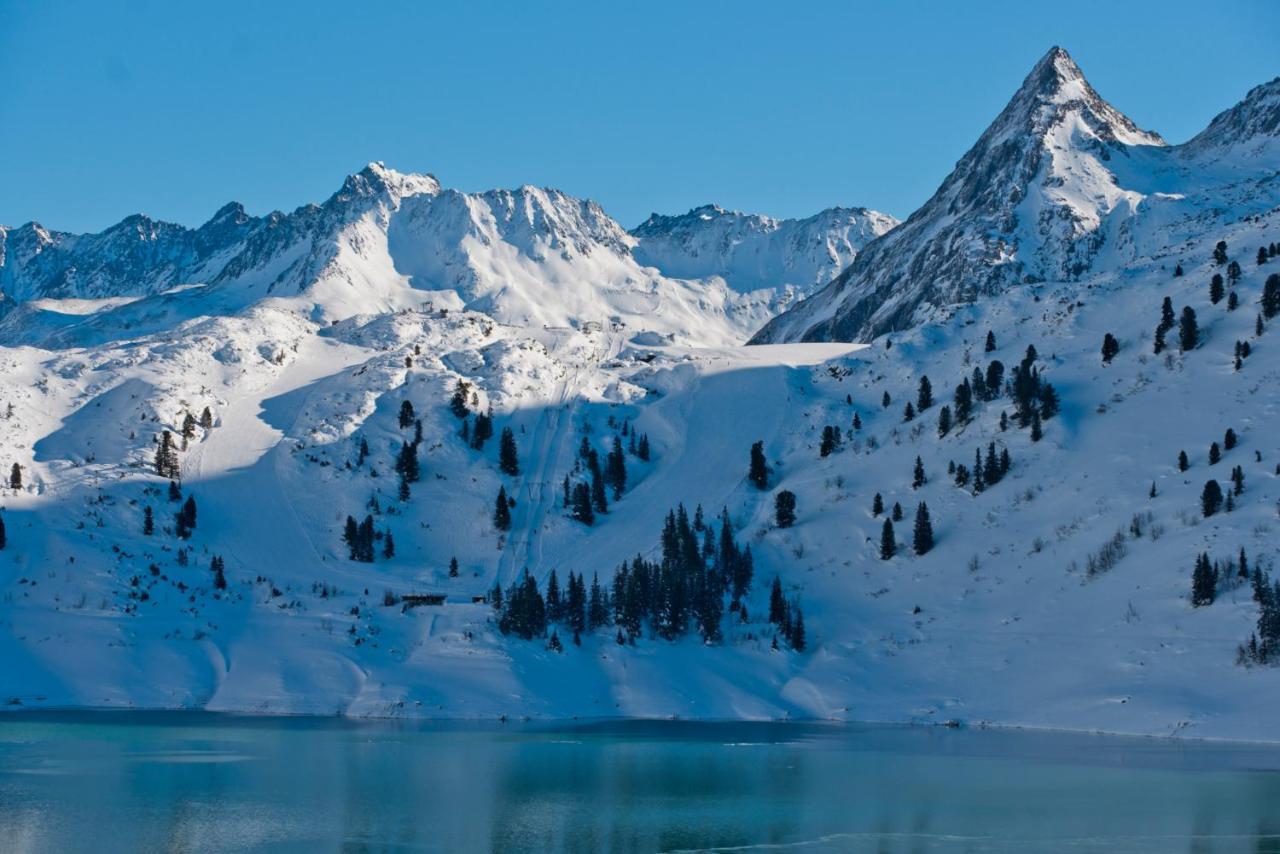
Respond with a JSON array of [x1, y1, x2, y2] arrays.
[[751, 47, 1181, 343], [631, 204, 897, 294]]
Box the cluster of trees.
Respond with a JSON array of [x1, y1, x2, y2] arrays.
[[343, 514, 393, 562], [394, 417, 423, 501], [879, 502, 934, 559], [950, 442, 1012, 493], [562, 434, 628, 526], [451, 381, 495, 451], [1258, 243, 1278, 264], [154, 430, 181, 480], [768, 577, 805, 651], [492, 503, 760, 647], [174, 495, 198, 539], [209, 555, 227, 591], [1263, 274, 1280, 320], [1239, 564, 1280, 666], [1153, 297, 1200, 354]]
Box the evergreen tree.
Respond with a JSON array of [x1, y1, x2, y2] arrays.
[[985, 330, 996, 352], [892, 502, 903, 522], [0, 515, 7, 550], [499, 427, 520, 476], [820, 425, 838, 457], [748, 441, 768, 490], [1178, 450, 1189, 471], [1228, 291, 1239, 311], [1101, 333, 1119, 363], [545, 569, 563, 623], [1201, 480, 1224, 517], [937, 405, 952, 438], [181, 495, 197, 531], [1174, 263, 1183, 277], [1209, 442, 1221, 465], [471, 408, 494, 450], [903, 402, 915, 422], [449, 381, 471, 418], [1038, 383, 1060, 420], [769, 576, 785, 624], [917, 375, 933, 411], [790, 608, 806, 652], [872, 493, 883, 517], [154, 430, 180, 480], [1030, 410, 1043, 442], [398, 400, 415, 429], [8, 462, 20, 490], [882, 390, 891, 408], [1224, 428, 1237, 451], [357, 516, 376, 562], [1210, 273, 1225, 305], [637, 433, 652, 461], [912, 502, 934, 555], [588, 573, 609, 630], [357, 437, 369, 466], [880, 519, 896, 560], [211, 555, 227, 591], [588, 450, 608, 513], [571, 482, 595, 526], [852, 412, 862, 431], [1191, 553, 1217, 607], [168, 480, 182, 502], [953, 379, 973, 423], [1264, 274, 1280, 319], [383, 530, 395, 559], [1213, 240, 1228, 265], [567, 571, 587, 635], [971, 367, 988, 402], [200, 406, 214, 429], [494, 486, 512, 531], [181, 411, 197, 440], [1228, 259, 1241, 283], [1179, 306, 1199, 351], [605, 436, 628, 499], [774, 490, 797, 529], [449, 556, 459, 578], [343, 516, 359, 559], [912, 456, 925, 489], [143, 506, 154, 535], [1258, 246, 1270, 265]]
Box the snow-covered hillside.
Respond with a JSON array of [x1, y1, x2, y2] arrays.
[[1, 47, 1279, 742], [631, 204, 897, 298]]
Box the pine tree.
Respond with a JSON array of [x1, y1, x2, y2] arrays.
[[545, 570, 563, 623], [1191, 553, 1217, 607], [820, 425, 837, 457], [357, 516, 376, 562], [211, 555, 227, 591], [1179, 306, 1199, 352], [882, 391, 891, 408], [912, 456, 925, 489], [398, 400, 415, 429], [499, 427, 520, 476], [449, 556, 459, 578], [892, 502, 903, 522], [1228, 259, 1241, 283], [181, 495, 197, 531], [872, 492, 883, 517], [637, 433, 651, 461], [1209, 442, 1221, 465], [912, 502, 934, 555], [200, 406, 214, 429], [1224, 428, 1237, 451], [357, 437, 369, 466], [143, 506, 154, 535], [1178, 450, 1189, 471], [494, 486, 512, 531], [937, 405, 952, 438], [1174, 263, 1183, 277], [1038, 384, 1060, 420], [790, 608, 806, 652], [8, 462, 20, 490], [383, 530, 395, 559], [449, 380, 471, 418], [343, 516, 359, 559], [1030, 411, 1043, 442], [605, 436, 627, 499], [571, 482, 594, 526], [1201, 480, 1224, 517], [1210, 273, 1225, 305], [588, 572, 609, 630], [769, 575, 785, 624], [1228, 291, 1239, 311], [852, 412, 862, 431], [181, 411, 197, 440], [588, 450, 608, 513], [985, 330, 996, 352], [1213, 240, 1228, 265], [917, 375, 933, 411], [903, 402, 915, 422], [1264, 274, 1280, 319], [748, 441, 768, 490], [774, 490, 797, 529], [471, 409, 494, 450], [880, 519, 896, 560], [1101, 333, 1119, 363], [154, 430, 179, 480]]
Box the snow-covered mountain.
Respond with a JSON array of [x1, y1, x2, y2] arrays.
[[752, 48, 1279, 344], [631, 204, 898, 295], [2, 49, 1280, 741]]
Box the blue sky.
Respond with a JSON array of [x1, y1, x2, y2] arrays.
[[1, 0, 1274, 233]]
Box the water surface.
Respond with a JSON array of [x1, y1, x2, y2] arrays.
[[1, 712, 1278, 852]]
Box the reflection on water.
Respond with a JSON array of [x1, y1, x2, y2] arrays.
[[0, 714, 1278, 853]]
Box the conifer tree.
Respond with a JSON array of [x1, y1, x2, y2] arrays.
[[181, 411, 197, 440], [937, 405, 952, 438], [588, 572, 609, 630], [200, 407, 214, 429], [1209, 442, 1221, 465], [546, 570, 563, 623], [588, 450, 608, 513], [882, 391, 891, 408], [154, 430, 180, 480], [912, 502, 934, 555], [917, 376, 933, 411], [494, 486, 512, 531], [985, 330, 996, 352], [912, 456, 925, 489], [1178, 450, 1189, 471], [953, 380, 973, 423], [852, 412, 862, 431], [211, 555, 227, 591], [1213, 240, 1228, 265], [637, 433, 651, 461], [1101, 333, 1119, 363], [1264, 274, 1280, 319], [181, 495, 197, 531], [471, 408, 494, 450], [1038, 383, 1060, 420], [790, 608, 806, 652], [383, 530, 395, 559], [571, 482, 595, 526], [1201, 480, 1224, 517], [1210, 273, 1225, 305], [605, 436, 627, 499], [449, 556, 459, 577], [343, 516, 359, 559], [1224, 428, 1237, 451], [143, 506, 154, 535], [398, 400, 415, 429], [449, 381, 471, 418], [774, 490, 797, 529], [903, 402, 915, 422], [880, 519, 896, 560], [1228, 259, 1241, 283], [1179, 306, 1199, 351], [499, 427, 520, 476], [1030, 410, 1043, 442], [8, 463, 20, 490], [1174, 263, 1183, 277], [1228, 291, 1239, 311], [820, 425, 838, 457], [0, 515, 6, 550], [1191, 553, 1217, 607], [748, 441, 768, 490], [357, 437, 369, 466], [357, 516, 376, 562], [892, 502, 903, 522]]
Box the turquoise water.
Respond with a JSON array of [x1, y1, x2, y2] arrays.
[[0, 714, 1278, 853]]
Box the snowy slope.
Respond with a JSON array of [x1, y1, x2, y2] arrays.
[[631, 204, 898, 298], [1, 50, 1280, 741]]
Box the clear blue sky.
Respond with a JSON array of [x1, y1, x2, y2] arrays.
[[1, 0, 1274, 233]]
